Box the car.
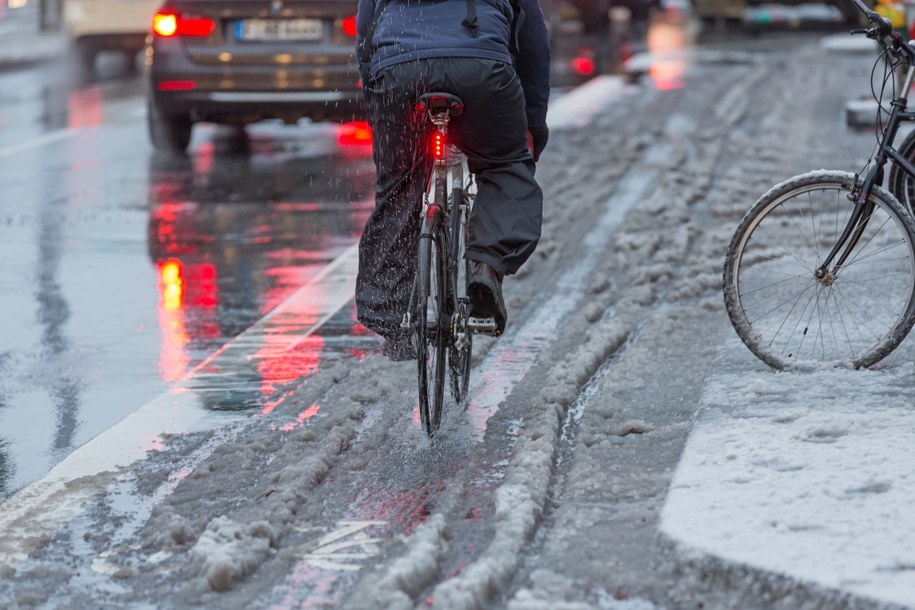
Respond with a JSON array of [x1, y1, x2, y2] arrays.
[[144, 0, 364, 153], [64, 0, 161, 70], [690, 0, 866, 24]]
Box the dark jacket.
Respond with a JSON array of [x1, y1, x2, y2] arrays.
[[356, 0, 550, 133]]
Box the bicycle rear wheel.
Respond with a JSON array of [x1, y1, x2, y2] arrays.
[[723, 171, 915, 369], [417, 223, 448, 436]]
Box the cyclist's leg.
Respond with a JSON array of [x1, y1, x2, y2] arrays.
[[356, 63, 434, 344], [443, 57, 543, 278]]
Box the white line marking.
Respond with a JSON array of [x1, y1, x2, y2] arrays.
[[546, 76, 632, 129], [0, 128, 77, 159]]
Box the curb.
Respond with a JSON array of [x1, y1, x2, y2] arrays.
[[658, 534, 913, 610]]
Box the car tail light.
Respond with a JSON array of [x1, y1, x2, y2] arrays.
[[571, 51, 596, 77], [341, 15, 357, 37], [158, 80, 197, 91], [152, 11, 216, 37]]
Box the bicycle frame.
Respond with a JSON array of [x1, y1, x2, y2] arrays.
[[407, 93, 476, 434], [402, 101, 469, 335], [427, 109, 466, 311]]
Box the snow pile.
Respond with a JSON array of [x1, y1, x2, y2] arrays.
[[344, 514, 449, 610], [191, 516, 277, 592]]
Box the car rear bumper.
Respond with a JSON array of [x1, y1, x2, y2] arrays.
[[147, 33, 366, 124], [151, 86, 364, 124]]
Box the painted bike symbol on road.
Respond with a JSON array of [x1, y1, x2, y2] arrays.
[[300, 520, 385, 571]]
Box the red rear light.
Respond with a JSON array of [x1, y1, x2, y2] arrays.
[[158, 80, 197, 91], [341, 15, 357, 37], [571, 52, 596, 77], [153, 13, 178, 36], [432, 131, 445, 159], [153, 11, 216, 37], [338, 121, 372, 146]]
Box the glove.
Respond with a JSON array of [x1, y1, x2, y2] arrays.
[[529, 126, 548, 162]]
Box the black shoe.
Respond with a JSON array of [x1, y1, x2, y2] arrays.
[[468, 262, 507, 335], [382, 334, 417, 361]]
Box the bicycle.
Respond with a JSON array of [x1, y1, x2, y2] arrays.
[[403, 92, 499, 437], [723, 0, 915, 370]]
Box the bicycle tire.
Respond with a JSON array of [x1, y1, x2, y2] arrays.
[[417, 219, 448, 436], [723, 170, 915, 369], [888, 128, 915, 215], [449, 179, 472, 404]]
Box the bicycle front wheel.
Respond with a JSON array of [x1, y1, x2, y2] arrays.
[[417, 225, 448, 436], [888, 128, 915, 215], [448, 167, 471, 405], [723, 171, 915, 369]]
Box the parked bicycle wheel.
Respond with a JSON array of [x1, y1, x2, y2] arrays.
[[724, 171, 915, 369], [417, 221, 448, 435], [888, 128, 915, 214]]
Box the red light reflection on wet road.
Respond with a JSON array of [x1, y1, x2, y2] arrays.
[[646, 15, 687, 91], [257, 334, 323, 414], [277, 403, 321, 431], [156, 259, 190, 382], [67, 87, 103, 129], [156, 258, 222, 381]]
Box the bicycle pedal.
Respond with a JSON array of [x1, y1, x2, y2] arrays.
[[468, 316, 499, 335]]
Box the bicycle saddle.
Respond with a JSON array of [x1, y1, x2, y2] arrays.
[[417, 92, 464, 117]]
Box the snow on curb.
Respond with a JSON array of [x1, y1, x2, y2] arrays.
[[660, 359, 915, 610]]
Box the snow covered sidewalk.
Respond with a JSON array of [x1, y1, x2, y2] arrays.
[[662, 344, 915, 609]]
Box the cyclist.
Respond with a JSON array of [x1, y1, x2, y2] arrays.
[[355, 0, 551, 360]]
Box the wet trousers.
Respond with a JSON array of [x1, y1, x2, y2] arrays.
[[356, 57, 543, 337]]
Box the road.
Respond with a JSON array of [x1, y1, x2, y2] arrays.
[[2, 10, 915, 610]]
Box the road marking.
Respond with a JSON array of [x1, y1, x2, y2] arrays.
[[0, 128, 77, 159], [301, 521, 386, 572], [546, 76, 631, 129], [0, 244, 360, 567]]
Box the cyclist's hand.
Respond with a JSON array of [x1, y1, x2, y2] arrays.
[[529, 126, 549, 162]]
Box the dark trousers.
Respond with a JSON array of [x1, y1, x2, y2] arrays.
[[356, 57, 543, 337]]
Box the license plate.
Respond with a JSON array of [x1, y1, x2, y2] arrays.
[[237, 18, 323, 41]]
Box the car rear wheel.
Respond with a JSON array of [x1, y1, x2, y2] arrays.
[[148, 102, 192, 154]]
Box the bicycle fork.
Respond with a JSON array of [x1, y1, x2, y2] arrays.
[[818, 80, 915, 283]]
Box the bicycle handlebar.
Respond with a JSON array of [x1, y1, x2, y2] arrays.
[[849, 0, 915, 62]]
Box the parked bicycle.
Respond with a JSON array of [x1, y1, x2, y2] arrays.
[[403, 93, 499, 436], [723, 0, 915, 369]]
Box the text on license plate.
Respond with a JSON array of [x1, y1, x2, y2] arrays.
[[237, 19, 323, 41]]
